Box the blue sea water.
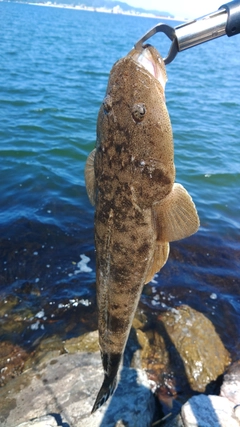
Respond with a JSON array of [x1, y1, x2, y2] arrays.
[[0, 1, 239, 362]]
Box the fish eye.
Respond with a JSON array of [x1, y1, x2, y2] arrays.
[[132, 103, 146, 122], [103, 95, 112, 114]]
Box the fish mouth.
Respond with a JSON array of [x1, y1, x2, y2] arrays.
[[131, 44, 167, 90]]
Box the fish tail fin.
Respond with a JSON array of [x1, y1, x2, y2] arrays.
[[91, 352, 122, 413], [91, 373, 117, 413]]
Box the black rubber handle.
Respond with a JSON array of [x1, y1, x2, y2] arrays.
[[220, 0, 240, 36]]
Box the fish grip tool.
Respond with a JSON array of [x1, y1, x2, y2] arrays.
[[134, 0, 240, 64]]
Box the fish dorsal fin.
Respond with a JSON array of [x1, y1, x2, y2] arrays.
[[154, 183, 200, 242], [85, 148, 96, 206], [144, 242, 169, 284]]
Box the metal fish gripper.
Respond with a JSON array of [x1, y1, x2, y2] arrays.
[[134, 0, 240, 64]]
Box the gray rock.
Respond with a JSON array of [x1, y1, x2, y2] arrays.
[[1, 352, 155, 427], [221, 361, 240, 405], [16, 415, 58, 427], [81, 366, 155, 427], [181, 395, 240, 427], [234, 406, 240, 423]]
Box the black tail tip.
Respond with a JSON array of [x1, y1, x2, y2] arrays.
[[91, 376, 117, 413]]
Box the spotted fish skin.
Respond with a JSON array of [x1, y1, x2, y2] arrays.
[[85, 44, 200, 412]]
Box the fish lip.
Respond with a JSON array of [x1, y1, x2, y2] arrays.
[[132, 44, 167, 91]]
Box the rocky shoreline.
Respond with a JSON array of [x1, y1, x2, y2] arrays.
[[1, 306, 240, 427]]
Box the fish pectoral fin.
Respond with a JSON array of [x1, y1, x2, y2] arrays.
[[154, 183, 200, 242], [85, 148, 96, 206], [145, 242, 169, 284], [145, 183, 199, 284]]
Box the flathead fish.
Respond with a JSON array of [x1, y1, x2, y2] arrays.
[[85, 44, 200, 412]]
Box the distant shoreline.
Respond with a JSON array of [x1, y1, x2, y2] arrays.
[[11, 1, 185, 21]]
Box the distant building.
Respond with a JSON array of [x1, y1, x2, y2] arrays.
[[112, 5, 122, 14]]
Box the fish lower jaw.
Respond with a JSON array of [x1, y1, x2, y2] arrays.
[[132, 45, 167, 91], [136, 54, 156, 77]]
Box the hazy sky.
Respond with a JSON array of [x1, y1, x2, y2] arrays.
[[126, 0, 223, 19]]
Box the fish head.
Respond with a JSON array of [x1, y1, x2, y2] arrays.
[[96, 44, 175, 207], [98, 44, 168, 129]]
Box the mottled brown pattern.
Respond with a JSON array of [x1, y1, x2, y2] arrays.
[[85, 44, 199, 412]]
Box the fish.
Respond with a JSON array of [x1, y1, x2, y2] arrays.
[[85, 44, 200, 413]]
